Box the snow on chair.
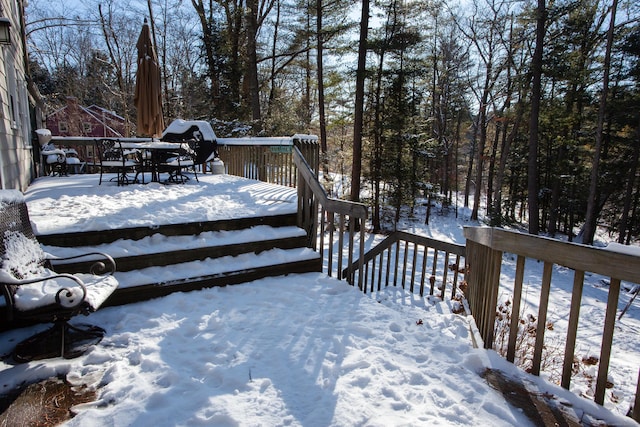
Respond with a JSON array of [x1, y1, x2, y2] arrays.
[[156, 144, 198, 184], [36, 128, 67, 177], [0, 190, 119, 363]]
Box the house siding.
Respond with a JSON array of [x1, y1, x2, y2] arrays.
[[0, 0, 38, 191]]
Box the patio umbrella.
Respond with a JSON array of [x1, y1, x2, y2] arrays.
[[134, 18, 164, 137]]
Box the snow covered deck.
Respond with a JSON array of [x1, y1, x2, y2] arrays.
[[20, 173, 321, 307], [25, 173, 298, 235]]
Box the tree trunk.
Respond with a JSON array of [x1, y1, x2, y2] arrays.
[[628, 183, 640, 244], [494, 98, 524, 226], [351, 0, 369, 203], [617, 120, 640, 243], [547, 143, 567, 237], [98, 4, 131, 137], [267, 0, 281, 121], [191, 0, 220, 107], [304, 6, 312, 128], [527, 0, 546, 235], [370, 26, 386, 232], [464, 125, 477, 208], [245, 0, 262, 126], [316, 0, 330, 191], [486, 120, 500, 220], [471, 85, 489, 221]]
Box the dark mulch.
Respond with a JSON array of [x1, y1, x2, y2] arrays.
[[0, 375, 96, 427]]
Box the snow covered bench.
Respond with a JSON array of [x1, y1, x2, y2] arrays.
[[0, 190, 119, 363]]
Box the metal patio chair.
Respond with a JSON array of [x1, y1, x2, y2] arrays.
[[0, 190, 119, 363]]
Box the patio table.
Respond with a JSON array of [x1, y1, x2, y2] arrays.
[[118, 141, 192, 183]]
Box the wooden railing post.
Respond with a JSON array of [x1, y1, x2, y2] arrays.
[[464, 236, 502, 349], [595, 277, 621, 405], [634, 367, 640, 422], [296, 168, 305, 230], [561, 269, 585, 389]]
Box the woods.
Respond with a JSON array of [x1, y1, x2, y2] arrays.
[[25, 0, 640, 243]]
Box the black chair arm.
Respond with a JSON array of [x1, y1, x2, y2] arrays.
[[46, 252, 116, 276], [0, 271, 88, 309]]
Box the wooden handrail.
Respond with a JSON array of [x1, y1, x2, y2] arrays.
[[292, 147, 368, 219], [343, 231, 466, 275], [464, 226, 640, 284], [464, 226, 640, 420], [292, 147, 368, 285], [342, 230, 465, 297]]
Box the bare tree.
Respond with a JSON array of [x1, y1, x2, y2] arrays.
[[580, 0, 618, 244], [317, 0, 329, 185], [245, 0, 263, 124], [456, 0, 509, 221], [97, 2, 138, 136]]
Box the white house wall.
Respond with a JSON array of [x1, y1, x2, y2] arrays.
[[0, 0, 34, 191]]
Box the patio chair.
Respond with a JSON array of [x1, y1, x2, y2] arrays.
[[96, 139, 139, 185], [63, 148, 85, 174], [193, 139, 217, 167], [36, 128, 68, 177], [157, 142, 198, 184], [0, 190, 119, 363], [42, 148, 68, 176], [133, 149, 154, 184]]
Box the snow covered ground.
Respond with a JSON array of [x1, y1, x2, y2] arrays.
[[0, 173, 637, 426]]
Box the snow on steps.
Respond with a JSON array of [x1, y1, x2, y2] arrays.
[[44, 225, 310, 272], [43, 224, 321, 307], [107, 246, 321, 306]]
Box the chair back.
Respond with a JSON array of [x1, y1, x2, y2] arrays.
[[0, 191, 49, 309], [163, 122, 218, 163], [96, 139, 123, 162]]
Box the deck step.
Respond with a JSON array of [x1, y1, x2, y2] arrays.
[[36, 213, 298, 247], [47, 225, 310, 273], [1, 248, 321, 331], [104, 249, 322, 307], [1, 225, 320, 330]]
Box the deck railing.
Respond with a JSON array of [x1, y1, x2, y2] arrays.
[[342, 231, 466, 298], [464, 226, 640, 421], [292, 147, 368, 286], [48, 135, 319, 188], [216, 135, 319, 187]]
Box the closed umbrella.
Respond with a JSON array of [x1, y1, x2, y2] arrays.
[[134, 18, 164, 137]]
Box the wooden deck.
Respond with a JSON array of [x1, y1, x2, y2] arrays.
[[0, 175, 321, 330]]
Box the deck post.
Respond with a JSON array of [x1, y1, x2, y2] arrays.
[[464, 230, 503, 349]]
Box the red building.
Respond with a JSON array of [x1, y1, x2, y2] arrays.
[[46, 97, 129, 165]]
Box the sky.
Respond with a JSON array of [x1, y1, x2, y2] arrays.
[[0, 172, 638, 426]]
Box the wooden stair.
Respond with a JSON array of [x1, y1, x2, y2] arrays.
[[38, 212, 321, 308]]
